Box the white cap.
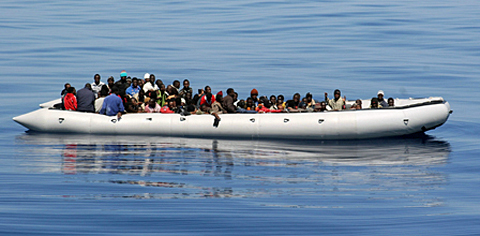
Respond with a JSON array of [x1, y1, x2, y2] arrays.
[[144, 73, 150, 79], [377, 90, 384, 95]]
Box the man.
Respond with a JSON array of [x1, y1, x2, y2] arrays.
[[160, 99, 176, 113], [114, 70, 129, 95], [250, 88, 259, 106], [370, 97, 381, 109], [95, 86, 109, 113], [199, 92, 215, 108], [325, 89, 345, 110], [388, 97, 395, 107], [144, 98, 161, 113], [126, 77, 141, 99], [61, 83, 71, 97], [143, 73, 159, 93], [76, 83, 96, 113], [91, 74, 105, 98], [211, 91, 226, 115], [314, 101, 328, 112], [100, 87, 125, 118], [179, 79, 193, 99], [223, 88, 237, 113], [172, 80, 181, 93], [286, 93, 301, 110], [305, 92, 315, 108], [377, 90, 389, 107], [63, 87, 77, 111]]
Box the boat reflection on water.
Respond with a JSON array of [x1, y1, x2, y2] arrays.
[[15, 133, 451, 204]]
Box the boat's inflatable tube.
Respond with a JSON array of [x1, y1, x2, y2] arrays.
[[14, 97, 451, 140]]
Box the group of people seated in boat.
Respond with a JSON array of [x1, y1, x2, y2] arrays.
[[60, 70, 395, 118]]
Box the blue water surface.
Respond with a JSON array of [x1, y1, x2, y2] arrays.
[[0, 0, 479, 235]]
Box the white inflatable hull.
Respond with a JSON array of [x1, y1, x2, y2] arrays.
[[14, 97, 451, 140]]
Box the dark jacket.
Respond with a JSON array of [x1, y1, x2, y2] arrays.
[[76, 87, 96, 112], [223, 95, 236, 113]]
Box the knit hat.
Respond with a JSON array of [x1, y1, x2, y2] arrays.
[[217, 91, 223, 96], [120, 70, 127, 77], [144, 73, 150, 79], [251, 88, 258, 95]]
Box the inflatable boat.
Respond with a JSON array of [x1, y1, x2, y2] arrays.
[[13, 97, 452, 140]]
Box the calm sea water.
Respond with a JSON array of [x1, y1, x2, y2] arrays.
[[1, 0, 480, 235]]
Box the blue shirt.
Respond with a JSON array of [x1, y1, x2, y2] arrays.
[[126, 85, 141, 97], [100, 94, 125, 116]]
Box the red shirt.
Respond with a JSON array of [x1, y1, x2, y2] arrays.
[[160, 106, 175, 113], [200, 95, 215, 107], [63, 93, 77, 111]]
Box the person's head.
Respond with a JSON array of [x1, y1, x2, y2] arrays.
[[173, 80, 180, 89], [107, 76, 114, 86], [132, 77, 138, 87], [204, 86, 211, 94], [149, 74, 156, 85], [293, 93, 301, 102], [205, 92, 212, 102], [306, 92, 313, 102], [160, 83, 166, 92], [226, 88, 235, 96], [277, 103, 284, 110], [216, 93, 223, 103], [111, 87, 119, 95], [334, 89, 341, 99], [138, 89, 145, 99], [270, 95, 276, 104], [126, 77, 132, 86], [320, 101, 327, 111], [67, 86, 75, 94], [277, 94, 284, 102], [148, 98, 156, 108], [93, 74, 101, 84], [186, 91, 192, 100], [120, 70, 127, 80], [64, 83, 71, 90], [155, 79, 163, 88], [144, 73, 150, 83], [388, 97, 394, 107], [85, 83, 92, 90], [377, 90, 385, 101], [186, 104, 196, 113], [200, 104, 208, 112], [233, 92, 238, 101], [370, 97, 379, 108], [250, 89, 258, 100], [354, 99, 362, 109], [246, 97, 254, 107], [183, 79, 190, 89], [168, 99, 176, 108], [100, 86, 109, 97], [302, 97, 308, 103]]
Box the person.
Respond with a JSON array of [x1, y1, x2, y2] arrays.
[[179, 79, 192, 99], [370, 97, 382, 109], [91, 74, 105, 98], [314, 101, 328, 112], [211, 92, 227, 115], [223, 88, 237, 113], [350, 99, 362, 110], [144, 98, 161, 113], [245, 97, 256, 111], [250, 89, 259, 106], [277, 94, 285, 108], [114, 70, 129, 95], [377, 90, 388, 107], [63, 87, 77, 111], [76, 83, 95, 113], [199, 92, 215, 108], [160, 99, 176, 113], [61, 83, 71, 97], [143, 73, 159, 93], [269, 95, 277, 110], [100, 87, 125, 118], [305, 92, 315, 108], [125, 97, 142, 113], [388, 97, 395, 107], [193, 88, 204, 105], [172, 80, 181, 93], [156, 84, 168, 107], [126, 77, 141, 99], [95, 86, 109, 113], [285, 93, 301, 110], [325, 89, 345, 110]]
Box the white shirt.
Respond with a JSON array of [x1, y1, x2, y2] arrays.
[[95, 97, 105, 113], [91, 82, 105, 98], [143, 82, 159, 93]]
